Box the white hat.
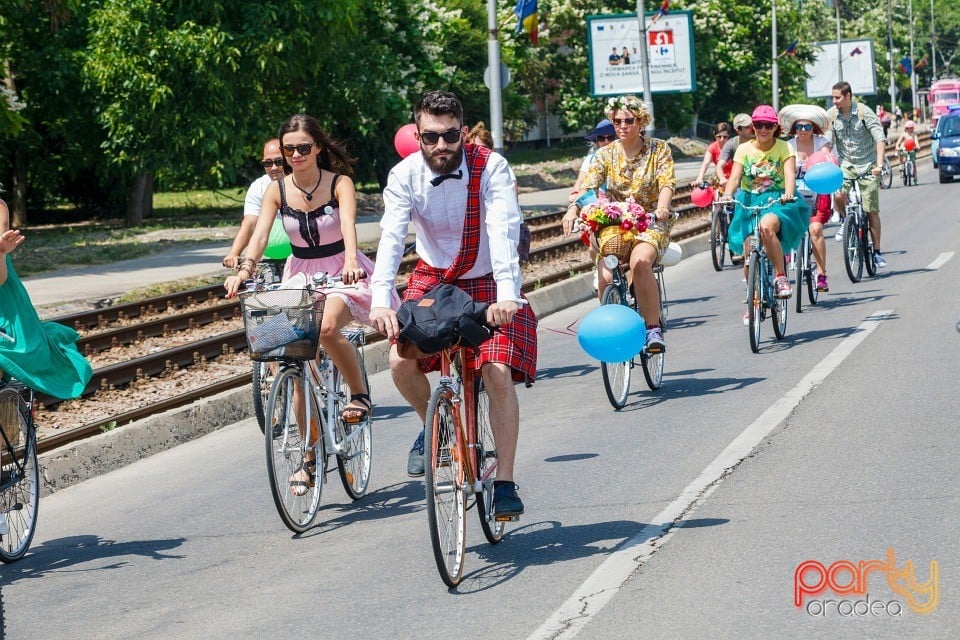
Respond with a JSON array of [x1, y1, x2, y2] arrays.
[[778, 104, 830, 134]]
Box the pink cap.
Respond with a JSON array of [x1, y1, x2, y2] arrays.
[[904, 120, 915, 130], [751, 104, 779, 125]]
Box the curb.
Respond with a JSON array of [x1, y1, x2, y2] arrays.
[[37, 233, 710, 496]]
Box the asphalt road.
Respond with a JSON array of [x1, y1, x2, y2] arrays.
[[3, 177, 959, 639]]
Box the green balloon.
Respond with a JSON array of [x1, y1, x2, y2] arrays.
[[263, 216, 292, 260]]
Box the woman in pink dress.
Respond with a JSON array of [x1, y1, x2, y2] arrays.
[[226, 115, 397, 492]]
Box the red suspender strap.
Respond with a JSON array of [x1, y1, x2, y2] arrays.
[[441, 143, 491, 283]]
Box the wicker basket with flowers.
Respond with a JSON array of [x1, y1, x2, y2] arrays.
[[577, 194, 649, 262]]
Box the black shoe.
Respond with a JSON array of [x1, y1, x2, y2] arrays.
[[493, 481, 524, 517], [407, 428, 425, 477]]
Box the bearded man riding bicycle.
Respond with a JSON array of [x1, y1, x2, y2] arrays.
[[369, 90, 536, 518]]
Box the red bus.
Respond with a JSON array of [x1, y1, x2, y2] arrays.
[[929, 79, 960, 125]]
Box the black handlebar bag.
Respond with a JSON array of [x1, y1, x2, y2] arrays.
[[396, 284, 493, 359]]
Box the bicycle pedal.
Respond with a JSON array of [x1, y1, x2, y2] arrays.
[[494, 513, 520, 522]]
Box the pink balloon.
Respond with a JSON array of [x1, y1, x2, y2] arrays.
[[806, 150, 837, 167], [690, 186, 714, 208], [393, 123, 420, 158]]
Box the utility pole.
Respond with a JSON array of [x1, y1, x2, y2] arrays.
[[486, 0, 504, 152], [909, 0, 918, 118], [636, 0, 655, 135], [772, 0, 780, 111], [835, 0, 843, 83], [887, 0, 896, 113], [931, 0, 937, 79]]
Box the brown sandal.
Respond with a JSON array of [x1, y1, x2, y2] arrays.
[[341, 393, 372, 424]]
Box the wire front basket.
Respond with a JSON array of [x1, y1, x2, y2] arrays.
[[239, 288, 325, 362]]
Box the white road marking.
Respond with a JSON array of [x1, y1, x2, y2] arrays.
[[926, 252, 954, 270], [527, 310, 895, 640]]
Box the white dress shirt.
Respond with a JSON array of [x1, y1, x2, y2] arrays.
[[371, 149, 523, 309]]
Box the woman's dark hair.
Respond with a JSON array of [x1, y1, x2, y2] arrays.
[[713, 122, 733, 137], [413, 90, 464, 129], [279, 114, 356, 176]]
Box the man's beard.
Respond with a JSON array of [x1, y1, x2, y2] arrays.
[[422, 143, 464, 174]]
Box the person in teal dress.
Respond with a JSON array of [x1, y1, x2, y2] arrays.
[[0, 197, 92, 399], [722, 104, 808, 305]]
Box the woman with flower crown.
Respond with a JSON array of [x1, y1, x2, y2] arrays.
[[561, 95, 676, 353]]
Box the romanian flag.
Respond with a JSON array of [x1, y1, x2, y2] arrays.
[[650, 0, 669, 24], [900, 56, 912, 75], [779, 40, 798, 57], [514, 0, 538, 45]]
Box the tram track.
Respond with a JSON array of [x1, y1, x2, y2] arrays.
[[36, 191, 713, 455]]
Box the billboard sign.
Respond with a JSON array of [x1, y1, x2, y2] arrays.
[[805, 39, 877, 98], [587, 11, 696, 97]]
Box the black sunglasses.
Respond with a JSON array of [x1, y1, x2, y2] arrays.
[[613, 117, 636, 126], [754, 122, 777, 131], [418, 128, 461, 146], [795, 123, 814, 131], [595, 135, 616, 142], [261, 158, 284, 168], [281, 143, 317, 157]]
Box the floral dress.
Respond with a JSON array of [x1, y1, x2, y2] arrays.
[[580, 138, 677, 257]]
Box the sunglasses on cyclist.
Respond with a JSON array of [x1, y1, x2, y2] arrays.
[[613, 117, 636, 126], [281, 143, 317, 157], [595, 135, 617, 142], [754, 122, 777, 131], [418, 128, 462, 145], [795, 123, 814, 131], [261, 158, 284, 168]]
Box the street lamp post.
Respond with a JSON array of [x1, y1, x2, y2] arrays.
[[887, 0, 897, 114], [931, 0, 937, 79], [772, 0, 780, 111], [485, 0, 504, 152], [635, 0, 655, 135], [835, 0, 843, 83]]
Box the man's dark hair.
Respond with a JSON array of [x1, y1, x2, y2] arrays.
[[414, 91, 463, 129], [832, 81, 852, 97]]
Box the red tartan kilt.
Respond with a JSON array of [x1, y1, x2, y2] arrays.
[[404, 262, 537, 382]]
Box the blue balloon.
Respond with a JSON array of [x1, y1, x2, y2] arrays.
[[577, 303, 646, 362], [803, 162, 843, 195]]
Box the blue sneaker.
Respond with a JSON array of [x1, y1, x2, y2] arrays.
[[873, 251, 887, 268], [407, 428, 425, 477], [493, 481, 524, 517]]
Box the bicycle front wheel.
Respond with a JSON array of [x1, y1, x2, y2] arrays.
[[0, 396, 39, 563], [474, 380, 505, 544], [265, 366, 323, 533], [641, 273, 665, 390], [710, 206, 726, 271], [599, 285, 631, 409], [843, 215, 863, 283], [335, 347, 372, 500], [424, 386, 467, 587], [747, 252, 762, 353], [880, 157, 893, 189], [772, 290, 788, 340]]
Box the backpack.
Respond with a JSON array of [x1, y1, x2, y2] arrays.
[[396, 284, 493, 356]]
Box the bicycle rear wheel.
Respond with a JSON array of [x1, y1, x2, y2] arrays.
[[265, 366, 323, 533], [424, 386, 467, 587], [747, 252, 762, 353], [863, 219, 878, 277], [793, 245, 804, 314], [710, 206, 726, 271], [335, 347, 372, 500], [474, 380, 505, 544], [805, 235, 819, 306], [0, 392, 39, 563], [252, 361, 272, 434], [641, 273, 665, 390], [599, 285, 631, 408], [842, 215, 863, 283]]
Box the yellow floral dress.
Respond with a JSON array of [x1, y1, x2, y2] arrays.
[[580, 138, 677, 257]]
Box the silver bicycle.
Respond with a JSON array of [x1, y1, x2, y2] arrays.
[[240, 274, 372, 533]]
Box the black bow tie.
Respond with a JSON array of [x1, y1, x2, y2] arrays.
[[430, 170, 463, 187]]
